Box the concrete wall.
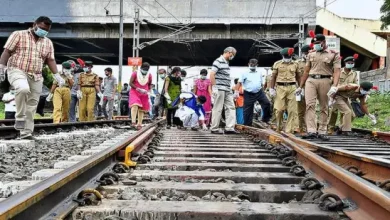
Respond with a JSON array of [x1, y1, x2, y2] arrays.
[[0, 0, 316, 24]]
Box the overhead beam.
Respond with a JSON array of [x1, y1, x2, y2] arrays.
[[92, 56, 110, 62], [82, 40, 106, 50], [56, 53, 116, 57], [53, 41, 74, 49]]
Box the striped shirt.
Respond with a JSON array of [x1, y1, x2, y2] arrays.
[[4, 29, 54, 76], [211, 55, 231, 91]]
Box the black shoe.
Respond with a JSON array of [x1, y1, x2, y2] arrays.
[[191, 127, 199, 131], [211, 129, 224, 134], [318, 134, 329, 141], [166, 125, 171, 129], [301, 132, 317, 139]]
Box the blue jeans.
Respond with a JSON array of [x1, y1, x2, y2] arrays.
[[69, 94, 78, 122], [236, 107, 244, 124]]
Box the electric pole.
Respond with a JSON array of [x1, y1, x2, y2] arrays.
[[118, 0, 124, 90], [133, 7, 140, 57], [298, 15, 304, 57]]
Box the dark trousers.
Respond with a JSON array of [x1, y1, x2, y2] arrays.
[[166, 108, 180, 126], [5, 111, 15, 119], [243, 89, 271, 126], [120, 100, 129, 116], [36, 96, 47, 117]]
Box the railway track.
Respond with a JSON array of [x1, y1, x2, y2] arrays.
[[1, 120, 389, 219], [0, 118, 151, 139]]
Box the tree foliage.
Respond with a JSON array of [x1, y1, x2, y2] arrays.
[[380, 0, 390, 30]]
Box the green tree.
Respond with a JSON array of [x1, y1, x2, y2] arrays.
[[380, 0, 390, 30]]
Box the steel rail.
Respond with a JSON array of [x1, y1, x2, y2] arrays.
[[0, 119, 152, 139], [236, 124, 390, 220], [0, 119, 164, 220]]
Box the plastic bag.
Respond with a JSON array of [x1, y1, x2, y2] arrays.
[[351, 100, 365, 118]]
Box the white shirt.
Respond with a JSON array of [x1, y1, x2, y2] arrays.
[[2, 92, 16, 112], [157, 77, 166, 94], [181, 80, 192, 93]]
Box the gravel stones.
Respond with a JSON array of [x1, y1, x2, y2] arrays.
[[0, 128, 124, 184]]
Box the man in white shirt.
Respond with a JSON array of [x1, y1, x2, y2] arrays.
[[180, 70, 192, 93], [2, 88, 16, 119]]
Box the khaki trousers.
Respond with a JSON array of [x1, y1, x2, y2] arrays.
[[297, 96, 306, 132], [274, 85, 298, 133], [265, 91, 276, 123], [304, 78, 331, 135], [328, 103, 355, 132], [79, 87, 96, 121], [53, 87, 71, 123], [210, 90, 236, 131], [7, 68, 43, 136], [332, 96, 353, 131]]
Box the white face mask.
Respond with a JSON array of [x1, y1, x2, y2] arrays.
[[360, 89, 369, 95], [10, 90, 15, 94], [249, 66, 256, 71], [283, 58, 292, 63], [63, 69, 72, 75]]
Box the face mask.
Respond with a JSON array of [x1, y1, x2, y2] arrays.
[[159, 74, 166, 79], [229, 55, 235, 61], [63, 69, 72, 75], [360, 89, 369, 95], [181, 77, 186, 80], [249, 66, 256, 71], [83, 68, 89, 72], [200, 75, 206, 80], [314, 44, 323, 51], [10, 90, 15, 95], [34, 26, 48, 38], [283, 58, 292, 63], [303, 54, 308, 60], [346, 63, 354, 69], [141, 69, 148, 75]]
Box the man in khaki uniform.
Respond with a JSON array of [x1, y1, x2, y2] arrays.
[[77, 61, 102, 121], [270, 48, 300, 133], [298, 33, 341, 140], [329, 81, 376, 135], [46, 61, 74, 123], [327, 55, 358, 134], [295, 45, 311, 132]]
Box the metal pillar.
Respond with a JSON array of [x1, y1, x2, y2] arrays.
[[118, 0, 124, 90], [133, 7, 140, 58], [298, 15, 304, 57], [324, 0, 327, 8]]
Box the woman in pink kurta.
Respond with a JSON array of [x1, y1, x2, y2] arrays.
[[194, 69, 212, 112], [129, 62, 152, 129]]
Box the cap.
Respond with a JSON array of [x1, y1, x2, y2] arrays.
[[344, 54, 359, 63], [360, 81, 373, 91], [309, 30, 325, 43], [301, 45, 311, 53], [62, 61, 72, 69], [280, 48, 294, 56]]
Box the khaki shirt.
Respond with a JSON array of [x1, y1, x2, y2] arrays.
[[306, 49, 341, 76], [295, 59, 306, 77], [79, 72, 99, 87], [53, 74, 71, 88], [272, 60, 299, 83], [338, 68, 357, 86], [337, 83, 361, 99]]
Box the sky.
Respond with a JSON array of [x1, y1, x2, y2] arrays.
[[317, 0, 384, 19]]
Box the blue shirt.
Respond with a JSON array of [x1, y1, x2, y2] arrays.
[[239, 70, 263, 93]]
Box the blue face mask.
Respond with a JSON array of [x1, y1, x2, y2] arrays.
[[314, 44, 323, 51], [346, 63, 354, 69], [34, 27, 48, 38]]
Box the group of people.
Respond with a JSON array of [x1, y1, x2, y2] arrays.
[[0, 15, 379, 139]]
